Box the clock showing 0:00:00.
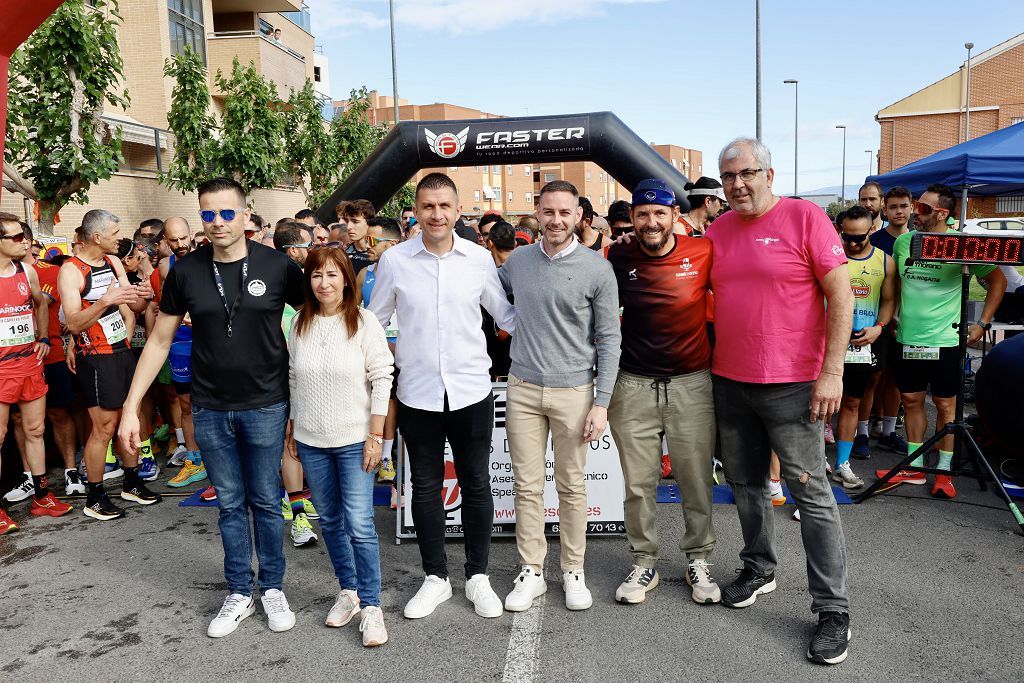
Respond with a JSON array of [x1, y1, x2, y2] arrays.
[[912, 232, 1024, 265]]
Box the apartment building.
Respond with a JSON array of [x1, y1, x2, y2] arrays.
[[2, 0, 321, 236], [345, 91, 701, 218], [876, 32, 1024, 216]]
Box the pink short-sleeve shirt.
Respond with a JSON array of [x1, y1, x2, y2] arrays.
[[706, 197, 847, 384]]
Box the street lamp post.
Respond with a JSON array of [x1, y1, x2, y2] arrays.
[[755, 0, 762, 141], [865, 150, 873, 176], [784, 79, 798, 195], [965, 42, 974, 142], [389, 0, 400, 126], [836, 124, 847, 203]]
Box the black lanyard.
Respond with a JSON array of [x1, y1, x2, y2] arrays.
[[211, 242, 250, 338]]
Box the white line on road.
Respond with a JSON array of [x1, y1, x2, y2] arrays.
[[501, 592, 546, 683]]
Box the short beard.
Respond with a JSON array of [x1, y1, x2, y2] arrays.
[[639, 229, 671, 253]]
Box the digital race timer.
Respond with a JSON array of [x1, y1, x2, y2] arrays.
[[910, 231, 1024, 265]]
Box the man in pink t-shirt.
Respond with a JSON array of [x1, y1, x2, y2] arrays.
[[706, 138, 855, 666]]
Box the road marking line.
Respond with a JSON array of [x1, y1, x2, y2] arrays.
[[501, 592, 546, 683]]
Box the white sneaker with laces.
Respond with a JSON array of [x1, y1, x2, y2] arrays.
[[168, 445, 188, 467], [562, 569, 593, 611], [403, 575, 452, 619], [359, 606, 388, 647], [465, 574, 503, 618], [207, 593, 256, 638], [3, 473, 33, 503], [615, 565, 659, 604], [686, 559, 722, 604], [831, 462, 865, 489], [325, 589, 361, 627], [503, 566, 547, 612], [261, 589, 296, 632]]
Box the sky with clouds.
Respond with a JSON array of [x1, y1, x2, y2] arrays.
[[310, 0, 1024, 194]]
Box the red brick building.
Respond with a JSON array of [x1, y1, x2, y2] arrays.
[[876, 32, 1024, 216]]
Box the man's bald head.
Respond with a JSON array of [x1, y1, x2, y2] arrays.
[[164, 216, 192, 258]]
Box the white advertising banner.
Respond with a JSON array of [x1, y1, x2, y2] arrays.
[[398, 383, 625, 539]]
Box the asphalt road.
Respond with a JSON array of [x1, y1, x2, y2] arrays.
[[1, 439, 1022, 682]]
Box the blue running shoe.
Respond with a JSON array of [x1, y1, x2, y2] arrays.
[[851, 434, 871, 460], [138, 457, 160, 482]]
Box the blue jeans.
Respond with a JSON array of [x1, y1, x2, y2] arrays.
[[297, 440, 381, 606], [191, 401, 289, 596]]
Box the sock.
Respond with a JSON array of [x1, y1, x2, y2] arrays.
[[188, 450, 202, 465], [908, 442, 924, 468], [124, 466, 141, 488], [105, 441, 116, 464], [938, 450, 954, 471], [32, 474, 49, 500], [856, 421, 869, 437], [288, 490, 305, 515], [139, 438, 153, 461], [175, 427, 185, 444], [769, 478, 783, 496], [87, 481, 105, 502], [837, 441, 853, 468], [882, 416, 897, 435], [382, 439, 394, 461]]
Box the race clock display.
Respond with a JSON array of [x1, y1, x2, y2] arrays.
[[910, 232, 1024, 265]]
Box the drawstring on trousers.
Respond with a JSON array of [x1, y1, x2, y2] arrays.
[[650, 377, 671, 406]]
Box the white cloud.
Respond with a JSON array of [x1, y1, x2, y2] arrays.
[[312, 0, 664, 36]]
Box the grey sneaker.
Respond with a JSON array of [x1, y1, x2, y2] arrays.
[[686, 559, 721, 604], [326, 589, 361, 627], [831, 462, 865, 490], [615, 565, 659, 604]]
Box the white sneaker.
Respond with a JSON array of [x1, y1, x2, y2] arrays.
[[325, 589, 361, 627], [359, 606, 388, 647], [769, 479, 786, 506], [562, 570, 593, 611], [168, 445, 188, 467], [290, 513, 319, 547], [261, 589, 296, 632], [831, 462, 865, 490], [793, 508, 802, 521], [686, 559, 722, 604], [465, 574, 503, 618], [615, 565, 659, 604], [503, 566, 547, 612], [64, 469, 86, 497], [403, 575, 452, 619], [3, 473, 33, 502], [207, 593, 256, 638]]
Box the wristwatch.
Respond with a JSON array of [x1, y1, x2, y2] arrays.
[[976, 321, 993, 331], [367, 434, 384, 445], [37, 337, 51, 345]]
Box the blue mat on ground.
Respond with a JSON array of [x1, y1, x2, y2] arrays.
[[1004, 481, 1024, 499], [657, 483, 853, 505], [179, 484, 395, 507]]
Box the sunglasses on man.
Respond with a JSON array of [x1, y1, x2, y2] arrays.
[[199, 208, 247, 223], [840, 232, 868, 244], [0, 231, 26, 242], [913, 201, 946, 216], [367, 236, 398, 247]]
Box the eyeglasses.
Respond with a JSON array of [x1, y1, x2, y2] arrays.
[[310, 241, 344, 250], [720, 168, 764, 185], [840, 232, 868, 244], [913, 201, 945, 216], [0, 232, 26, 242], [282, 241, 312, 249], [367, 236, 397, 247], [199, 208, 246, 223]]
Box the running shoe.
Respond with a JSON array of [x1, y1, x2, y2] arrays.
[[661, 454, 672, 479], [879, 432, 909, 453], [291, 513, 318, 547], [823, 422, 836, 445], [721, 567, 776, 608], [64, 469, 86, 497], [3, 473, 33, 503], [0, 509, 18, 534], [931, 474, 957, 499], [831, 462, 865, 489], [873, 468, 926, 485], [615, 565, 659, 604], [281, 498, 294, 521], [138, 457, 160, 482], [378, 458, 396, 483], [359, 606, 388, 647], [30, 492, 73, 517], [167, 444, 189, 467], [121, 482, 161, 505], [84, 494, 125, 521], [807, 611, 851, 665], [79, 458, 124, 482], [851, 434, 871, 460], [301, 498, 319, 520], [769, 479, 786, 506], [199, 486, 218, 502], [390, 486, 398, 510], [167, 460, 207, 488], [686, 559, 721, 604]]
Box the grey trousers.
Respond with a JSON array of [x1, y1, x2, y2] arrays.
[[713, 375, 850, 614]]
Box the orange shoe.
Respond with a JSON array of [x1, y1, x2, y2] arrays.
[[0, 509, 18, 534], [199, 486, 218, 502], [931, 474, 957, 499], [30, 492, 73, 517], [874, 468, 926, 485]]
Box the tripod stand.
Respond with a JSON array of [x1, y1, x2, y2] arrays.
[[853, 263, 1024, 536]]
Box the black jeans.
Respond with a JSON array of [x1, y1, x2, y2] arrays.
[[398, 394, 494, 580]]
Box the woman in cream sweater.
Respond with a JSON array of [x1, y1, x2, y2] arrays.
[[286, 246, 394, 647]]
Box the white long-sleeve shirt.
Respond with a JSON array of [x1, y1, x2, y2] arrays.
[[368, 232, 515, 411]]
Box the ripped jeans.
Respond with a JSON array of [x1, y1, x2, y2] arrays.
[[712, 375, 849, 614]]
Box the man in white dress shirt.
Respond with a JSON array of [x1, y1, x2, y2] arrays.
[[369, 173, 515, 620]]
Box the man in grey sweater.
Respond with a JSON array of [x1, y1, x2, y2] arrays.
[[498, 180, 621, 613]]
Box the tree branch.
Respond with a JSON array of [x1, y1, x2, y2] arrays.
[[2, 161, 38, 199]]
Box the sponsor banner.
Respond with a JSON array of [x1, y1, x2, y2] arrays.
[[398, 382, 625, 538], [38, 236, 69, 260], [417, 116, 591, 165]]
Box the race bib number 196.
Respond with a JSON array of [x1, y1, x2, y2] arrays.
[[1, 312, 35, 347]]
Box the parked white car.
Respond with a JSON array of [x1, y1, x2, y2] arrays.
[[962, 217, 1024, 237]]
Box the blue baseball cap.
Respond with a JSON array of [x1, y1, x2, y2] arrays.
[[631, 179, 675, 207]]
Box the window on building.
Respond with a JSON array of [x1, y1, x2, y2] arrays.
[[473, 166, 479, 173], [314, 66, 322, 83], [492, 165, 500, 173], [597, 173, 603, 182], [507, 191, 513, 203], [474, 190, 481, 202], [1012, 116, 1024, 126], [586, 170, 592, 180], [168, 0, 206, 62], [524, 165, 532, 175], [995, 195, 1024, 213], [544, 173, 557, 183], [525, 192, 532, 203], [450, 166, 458, 171], [507, 165, 513, 175]]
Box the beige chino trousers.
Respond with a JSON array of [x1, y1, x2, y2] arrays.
[[608, 368, 716, 567], [506, 374, 594, 573]]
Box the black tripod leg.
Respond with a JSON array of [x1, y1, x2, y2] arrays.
[[961, 430, 1024, 534], [853, 428, 949, 503]]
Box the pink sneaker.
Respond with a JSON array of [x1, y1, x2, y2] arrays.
[[823, 422, 836, 445]]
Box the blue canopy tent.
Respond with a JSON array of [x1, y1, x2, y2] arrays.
[[866, 121, 1024, 196]]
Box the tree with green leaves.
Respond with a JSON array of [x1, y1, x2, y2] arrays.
[[283, 80, 335, 207], [826, 199, 857, 220], [2, 0, 129, 234], [213, 57, 286, 195], [161, 46, 216, 193]]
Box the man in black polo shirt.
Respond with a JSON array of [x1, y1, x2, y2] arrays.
[[119, 177, 304, 639]]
